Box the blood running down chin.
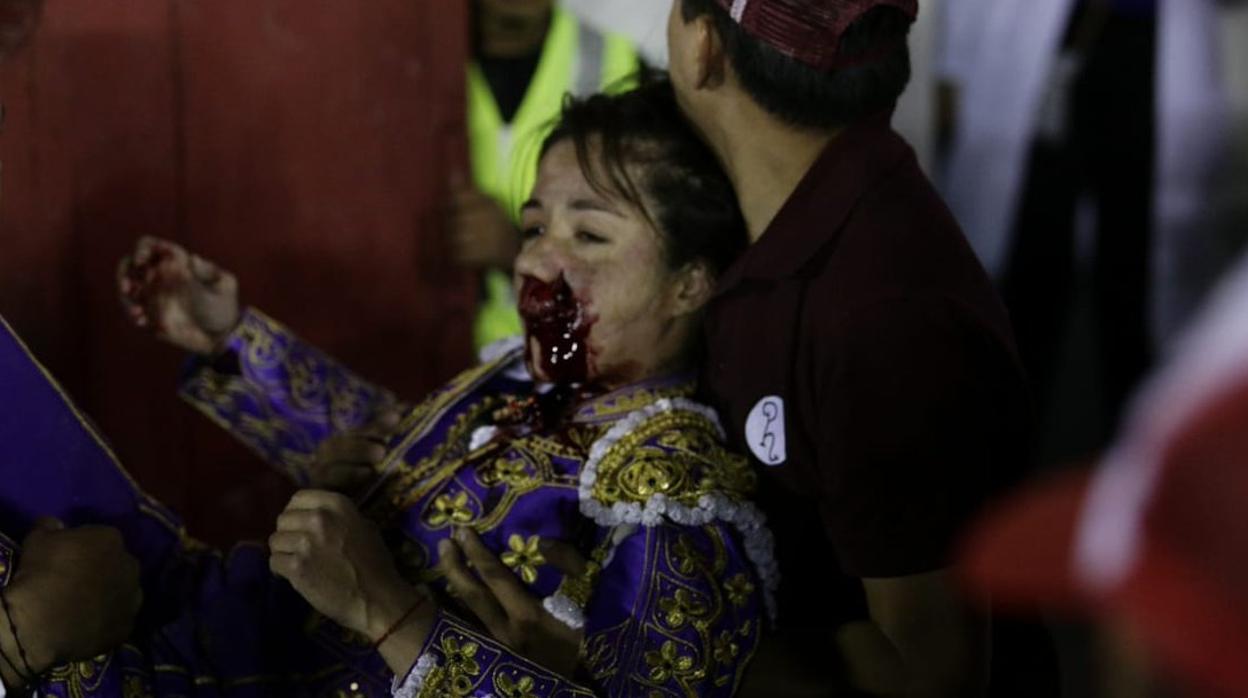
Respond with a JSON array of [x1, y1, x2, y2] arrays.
[[517, 274, 596, 385]]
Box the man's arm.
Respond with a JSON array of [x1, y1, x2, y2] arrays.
[[809, 298, 1013, 696], [863, 571, 989, 698]]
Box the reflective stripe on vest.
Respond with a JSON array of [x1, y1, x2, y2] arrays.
[[467, 7, 638, 221], [574, 23, 605, 101]]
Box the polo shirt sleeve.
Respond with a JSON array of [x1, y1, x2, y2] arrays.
[[814, 296, 998, 578]]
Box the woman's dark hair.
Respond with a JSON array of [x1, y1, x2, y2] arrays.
[[680, 0, 912, 131], [539, 74, 746, 276]]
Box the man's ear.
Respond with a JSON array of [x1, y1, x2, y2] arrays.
[[691, 13, 729, 90]]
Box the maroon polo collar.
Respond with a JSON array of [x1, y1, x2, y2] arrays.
[[715, 113, 912, 292]]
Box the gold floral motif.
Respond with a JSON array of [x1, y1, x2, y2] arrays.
[[495, 671, 539, 698], [426, 491, 477, 527], [723, 574, 755, 608], [479, 455, 533, 488], [500, 534, 546, 585], [45, 653, 113, 697], [670, 535, 706, 577], [451, 673, 476, 696], [712, 631, 740, 665], [658, 588, 708, 629], [123, 675, 154, 698], [287, 355, 326, 408], [559, 424, 602, 453], [240, 315, 282, 366], [441, 636, 482, 678], [588, 411, 755, 511], [615, 454, 689, 499], [644, 641, 696, 683]]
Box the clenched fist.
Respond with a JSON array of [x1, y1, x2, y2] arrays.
[[2, 519, 142, 683], [117, 236, 241, 354], [269, 491, 425, 642]]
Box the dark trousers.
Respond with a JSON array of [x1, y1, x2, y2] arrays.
[[1002, 13, 1158, 439]]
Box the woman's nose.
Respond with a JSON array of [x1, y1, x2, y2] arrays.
[[513, 235, 563, 283]]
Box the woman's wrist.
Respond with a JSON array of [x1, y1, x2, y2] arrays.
[[371, 588, 437, 679], [201, 308, 244, 356]]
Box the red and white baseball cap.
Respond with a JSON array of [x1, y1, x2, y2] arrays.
[[712, 0, 918, 71], [961, 258, 1248, 698]]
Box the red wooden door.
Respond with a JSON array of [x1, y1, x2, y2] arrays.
[[0, 0, 471, 545]]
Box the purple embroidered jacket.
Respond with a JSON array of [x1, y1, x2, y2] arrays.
[[0, 309, 774, 697]]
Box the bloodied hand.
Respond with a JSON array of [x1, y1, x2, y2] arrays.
[[117, 237, 241, 354]]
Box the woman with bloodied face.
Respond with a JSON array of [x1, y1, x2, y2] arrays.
[[514, 87, 744, 390], [92, 77, 766, 698]]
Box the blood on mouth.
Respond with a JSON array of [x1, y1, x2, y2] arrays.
[[518, 273, 594, 386]]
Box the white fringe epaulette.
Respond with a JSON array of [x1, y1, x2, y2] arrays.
[[391, 653, 439, 698], [578, 398, 780, 624], [542, 591, 587, 630]]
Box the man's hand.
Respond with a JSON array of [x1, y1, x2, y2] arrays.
[[306, 409, 403, 494], [269, 491, 424, 642], [117, 236, 241, 354], [863, 570, 989, 698], [447, 176, 521, 271], [438, 527, 584, 678], [2, 519, 142, 681]]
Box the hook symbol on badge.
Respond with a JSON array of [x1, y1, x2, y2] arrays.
[[759, 401, 779, 462], [746, 396, 787, 466]]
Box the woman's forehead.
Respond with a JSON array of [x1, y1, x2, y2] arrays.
[[532, 140, 625, 210], [531, 142, 599, 201]]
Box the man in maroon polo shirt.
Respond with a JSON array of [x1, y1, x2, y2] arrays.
[[669, 1, 1038, 695]]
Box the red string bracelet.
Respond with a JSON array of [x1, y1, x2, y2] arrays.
[[372, 593, 429, 650]]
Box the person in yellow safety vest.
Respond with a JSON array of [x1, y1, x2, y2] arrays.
[[448, 0, 639, 352]]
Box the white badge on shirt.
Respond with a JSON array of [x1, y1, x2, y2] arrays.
[[745, 396, 787, 466]]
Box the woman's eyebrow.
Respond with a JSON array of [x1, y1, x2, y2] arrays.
[[569, 198, 624, 217], [520, 198, 543, 213]]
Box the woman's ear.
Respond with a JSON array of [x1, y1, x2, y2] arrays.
[[669, 261, 716, 317]]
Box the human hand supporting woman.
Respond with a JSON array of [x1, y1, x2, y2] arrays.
[[437, 527, 585, 678], [305, 409, 403, 494], [268, 489, 590, 681], [116, 236, 241, 354], [268, 491, 432, 676]]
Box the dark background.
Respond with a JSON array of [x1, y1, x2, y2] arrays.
[[0, 0, 473, 546]]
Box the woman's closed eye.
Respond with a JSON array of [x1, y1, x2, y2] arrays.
[[575, 229, 609, 244]]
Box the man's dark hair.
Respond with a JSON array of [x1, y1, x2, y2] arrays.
[[679, 0, 913, 130], [541, 75, 746, 276]]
